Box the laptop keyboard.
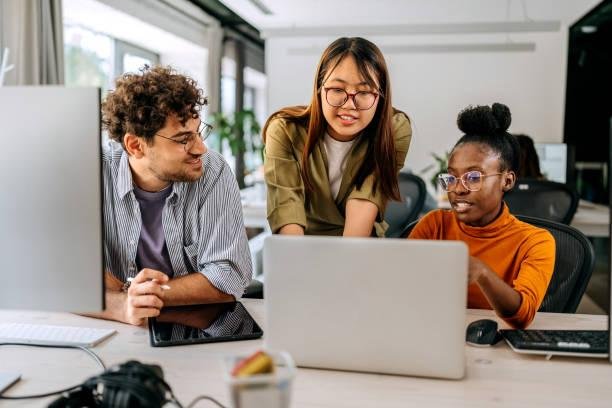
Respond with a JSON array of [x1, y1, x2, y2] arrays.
[[500, 329, 608, 354]]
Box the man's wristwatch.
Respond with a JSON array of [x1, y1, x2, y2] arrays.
[[121, 280, 131, 293]]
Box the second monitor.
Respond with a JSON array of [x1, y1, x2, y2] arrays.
[[0, 86, 104, 312]]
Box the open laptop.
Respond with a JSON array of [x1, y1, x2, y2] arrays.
[[263, 236, 468, 379]]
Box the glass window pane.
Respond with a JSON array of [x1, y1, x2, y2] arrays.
[[123, 54, 153, 74], [63, 25, 113, 94]]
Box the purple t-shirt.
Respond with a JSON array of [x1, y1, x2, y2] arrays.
[[133, 184, 174, 277]]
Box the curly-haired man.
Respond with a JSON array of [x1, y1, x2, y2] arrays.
[[89, 66, 252, 326]]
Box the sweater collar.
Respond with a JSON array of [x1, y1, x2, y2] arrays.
[[455, 202, 515, 238]]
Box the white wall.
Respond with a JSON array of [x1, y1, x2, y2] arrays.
[[264, 1, 599, 185]]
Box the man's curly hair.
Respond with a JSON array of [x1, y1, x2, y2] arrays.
[[102, 65, 207, 146]]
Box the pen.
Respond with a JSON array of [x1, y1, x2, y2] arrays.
[[127, 277, 171, 290]]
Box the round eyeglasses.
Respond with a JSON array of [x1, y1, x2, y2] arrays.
[[323, 87, 379, 110], [438, 170, 503, 192], [155, 122, 213, 152]]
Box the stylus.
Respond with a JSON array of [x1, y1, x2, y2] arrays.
[[127, 277, 171, 290]]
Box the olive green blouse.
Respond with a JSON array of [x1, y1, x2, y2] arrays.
[[263, 111, 412, 236]]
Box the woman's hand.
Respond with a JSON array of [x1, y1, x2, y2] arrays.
[[468, 256, 488, 284], [468, 256, 522, 317]]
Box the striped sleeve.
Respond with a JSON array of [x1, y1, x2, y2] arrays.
[[197, 157, 253, 299]]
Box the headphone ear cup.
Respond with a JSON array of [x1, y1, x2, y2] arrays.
[[48, 387, 96, 408], [50, 361, 171, 408]]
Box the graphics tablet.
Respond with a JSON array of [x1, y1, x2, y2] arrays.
[[148, 302, 263, 347]]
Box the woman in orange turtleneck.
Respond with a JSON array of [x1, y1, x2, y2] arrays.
[[409, 103, 555, 328]]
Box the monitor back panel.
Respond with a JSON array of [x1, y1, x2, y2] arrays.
[[0, 87, 103, 311]]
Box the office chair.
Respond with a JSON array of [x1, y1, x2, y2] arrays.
[[402, 215, 595, 313], [243, 279, 263, 299], [385, 173, 427, 238], [517, 215, 595, 313], [399, 219, 419, 238], [504, 179, 579, 224]]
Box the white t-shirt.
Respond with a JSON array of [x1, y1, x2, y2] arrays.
[[323, 133, 356, 199]]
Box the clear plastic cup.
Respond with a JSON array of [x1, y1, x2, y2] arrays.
[[223, 350, 296, 408]]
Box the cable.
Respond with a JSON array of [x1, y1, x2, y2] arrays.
[[0, 342, 105, 400], [0, 348, 230, 407], [186, 395, 228, 408]]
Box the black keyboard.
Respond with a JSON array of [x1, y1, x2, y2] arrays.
[[500, 330, 609, 354]]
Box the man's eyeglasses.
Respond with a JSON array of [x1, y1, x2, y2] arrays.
[[155, 122, 213, 152], [438, 170, 503, 192], [323, 87, 379, 110]]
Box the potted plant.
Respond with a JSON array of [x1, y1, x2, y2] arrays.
[[210, 110, 261, 189], [420, 151, 451, 204]]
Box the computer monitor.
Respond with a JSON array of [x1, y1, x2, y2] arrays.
[[0, 87, 104, 312], [609, 116, 612, 364], [535, 143, 568, 183]]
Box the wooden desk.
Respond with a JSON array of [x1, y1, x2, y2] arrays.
[[571, 201, 610, 238], [242, 201, 267, 229], [1, 301, 611, 407], [241, 185, 268, 229]]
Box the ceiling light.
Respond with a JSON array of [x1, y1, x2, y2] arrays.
[[288, 42, 536, 55], [262, 21, 560, 38]]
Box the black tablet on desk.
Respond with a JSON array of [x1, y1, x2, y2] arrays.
[[148, 302, 263, 347]]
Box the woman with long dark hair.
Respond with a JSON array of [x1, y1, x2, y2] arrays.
[[263, 37, 412, 236]]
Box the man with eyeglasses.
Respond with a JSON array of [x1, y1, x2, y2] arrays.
[[86, 65, 252, 326]]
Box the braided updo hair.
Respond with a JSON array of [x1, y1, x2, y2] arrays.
[[453, 102, 520, 173]]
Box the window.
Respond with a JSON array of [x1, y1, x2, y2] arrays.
[[115, 40, 159, 76], [64, 24, 159, 93], [220, 57, 267, 184], [64, 24, 160, 143], [64, 24, 113, 94]]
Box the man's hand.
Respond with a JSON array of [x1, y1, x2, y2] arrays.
[[85, 269, 235, 325], [124, 269, 169, 326]]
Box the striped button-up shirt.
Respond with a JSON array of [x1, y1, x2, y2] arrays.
[[102, 142, 252, 299]]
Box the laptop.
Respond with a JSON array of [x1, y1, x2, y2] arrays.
[[263, 236, 468, 379]]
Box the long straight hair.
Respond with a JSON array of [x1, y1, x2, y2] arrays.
[[262, 37, 402, 202]]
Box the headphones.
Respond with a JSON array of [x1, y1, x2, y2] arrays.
[[49, 360, 175, 408]]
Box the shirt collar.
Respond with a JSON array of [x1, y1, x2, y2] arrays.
[[117, 151, 134, 199], [456, 202, 515, 238]]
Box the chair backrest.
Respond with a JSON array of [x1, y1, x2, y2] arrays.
[[504, 178, 579, 224], [401, 214, 595, 313], [400, 219, 419, 239], [516, 215, 595, 313], [384, 173, 427, 238]]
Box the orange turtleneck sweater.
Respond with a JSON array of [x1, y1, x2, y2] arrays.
[[409, 204, 555, 328]]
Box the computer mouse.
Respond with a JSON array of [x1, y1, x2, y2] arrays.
[[466, 319, 500, 346]]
